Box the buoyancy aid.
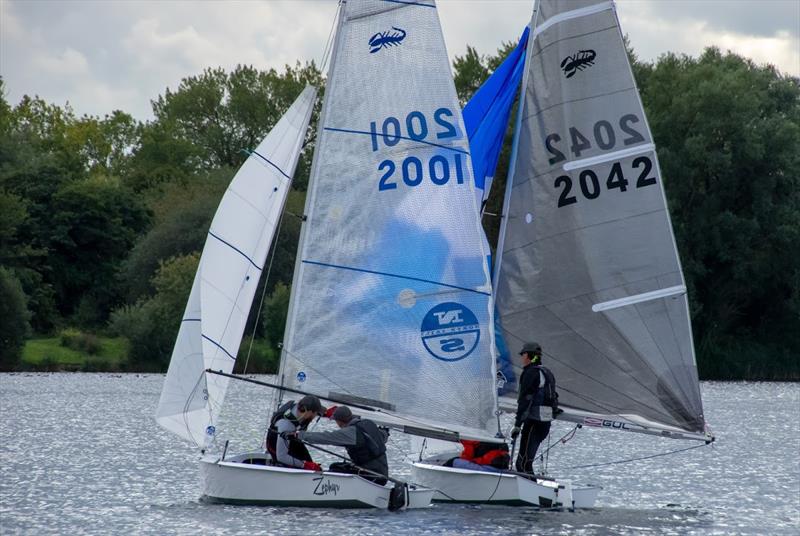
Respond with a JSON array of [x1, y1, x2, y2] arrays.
[[265, 401, 311, 463], [534, 365, 558, 410], [345, 419, 387, 470], [460, 440, 511, 469]]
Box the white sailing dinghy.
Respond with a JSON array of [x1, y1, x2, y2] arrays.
[[154, 85, 424, 508], [485, 0, 714, 497], [413, 0, 715, 508]]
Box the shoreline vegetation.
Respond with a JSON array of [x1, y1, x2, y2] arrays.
[[18, 333, 280, 375], [10, 334, 798, 381], [2, 43, 798, 381]]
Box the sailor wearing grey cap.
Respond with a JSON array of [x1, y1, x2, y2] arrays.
[[265, 395, 326, 471], [511, 342, 559, 474], [298, 405, 389, 485]]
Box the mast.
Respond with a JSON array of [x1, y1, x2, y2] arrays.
[[492, 2, 539, 290], [277, 2, 346, 408]]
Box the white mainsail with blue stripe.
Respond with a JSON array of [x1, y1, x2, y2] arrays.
[[279, 0, 499, 441], [156, 87, 317, 446]]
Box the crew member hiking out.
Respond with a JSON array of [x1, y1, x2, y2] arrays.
[[297, 405, 389, 485], [511, 342, 559, 474], [265, 395, 325, 471]]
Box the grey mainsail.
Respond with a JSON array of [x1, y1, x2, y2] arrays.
[[494, 0, 709, 440]]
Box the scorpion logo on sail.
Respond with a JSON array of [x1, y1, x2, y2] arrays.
[[560, 50, 596, 78], [369, 26, 407, 53]]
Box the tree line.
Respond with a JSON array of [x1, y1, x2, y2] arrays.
[[0, 43, 797, 379]]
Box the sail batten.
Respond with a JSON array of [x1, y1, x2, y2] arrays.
[[156, 86, 317, 446], [494, 0, 707, 438]]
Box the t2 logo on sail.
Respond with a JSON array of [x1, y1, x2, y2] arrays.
[[420, 302, 480, 361]]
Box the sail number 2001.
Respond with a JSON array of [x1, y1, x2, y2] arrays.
[[371, 108, 466, 191]]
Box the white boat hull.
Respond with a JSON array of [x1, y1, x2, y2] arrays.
[[200, 453, 433, 509], [411, 462, 600, 508]]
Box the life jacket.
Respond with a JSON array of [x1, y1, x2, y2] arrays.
[[460, 440, 511, 469], [265, 401, 310, 463], [521, 365, 559, 422], [344, 418, 387, 467], [535, 365, 558, 410]]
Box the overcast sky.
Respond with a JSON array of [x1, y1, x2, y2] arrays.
[[2, 0, 798, 121]]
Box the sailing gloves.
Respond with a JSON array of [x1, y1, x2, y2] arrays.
[[511, 426, 520, 439], [303, 461, 322, 471], [323, 406, 338, 419]]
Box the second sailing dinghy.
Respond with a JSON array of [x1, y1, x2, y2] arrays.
[[414, 0, 715, 508], [491, 0, 713, 504]]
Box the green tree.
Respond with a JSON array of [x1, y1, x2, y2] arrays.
[[636, 48, 800, 379], [0, 267, 30, 370], [452, 36, 524, 249], [261, 281, 291, 350], [48, 176, 150, 324], [121, 171, 230, 301], [110, 253, 199, 368], [143, 63, 323, 190]]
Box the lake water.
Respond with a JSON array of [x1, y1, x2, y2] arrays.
[[1, 374, 798, 535]]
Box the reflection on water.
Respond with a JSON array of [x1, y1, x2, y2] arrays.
[[1, 375, 798, 535]]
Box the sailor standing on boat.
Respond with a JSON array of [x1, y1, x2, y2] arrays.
[[265, 395, 325, 471], [296, 406, 390, 485], [511, 342, 558, 474]]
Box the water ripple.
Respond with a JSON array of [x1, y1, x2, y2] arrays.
[[1, 375, 798, 535]]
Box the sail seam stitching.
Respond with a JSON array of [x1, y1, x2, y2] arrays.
[[503, 208, 666, 256], [532, 1, 614, 38], [531, 24, 617, 59], [323, 127, 470, 155], [379, 0, 435, 7], [523, 86, 636, 123], [301, 259, 491, 296]]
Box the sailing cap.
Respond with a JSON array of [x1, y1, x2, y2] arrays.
[[520, 342, 542, 355], [298, 395, 325, 414], [332, 406, 353, 423]]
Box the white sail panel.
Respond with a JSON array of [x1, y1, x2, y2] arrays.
[[494, 0, 707, 436], [156, 87, 317, 446], [281, 0, 498, 440]]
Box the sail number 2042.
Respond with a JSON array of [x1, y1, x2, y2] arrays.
[[546, 114, 657, 208], [371, 109, 467, 191], [554, 156, 656, 208]]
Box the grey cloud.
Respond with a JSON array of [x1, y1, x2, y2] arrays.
[[633, 0, 799, 38], [2, 0, 797, 121]]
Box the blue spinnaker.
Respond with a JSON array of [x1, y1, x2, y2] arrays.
[[463, 26, 529, 209], [464, 27, 529, 394]]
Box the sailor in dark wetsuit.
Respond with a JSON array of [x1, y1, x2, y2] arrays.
[[511, 342, 559, 474], [265, 395, 325, 471], [297, 406, 389, 485]]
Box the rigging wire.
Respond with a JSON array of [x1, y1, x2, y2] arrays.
[[318, 1, 341, 73], [564, 441, 710, 470], [241, 193, 289, 375]]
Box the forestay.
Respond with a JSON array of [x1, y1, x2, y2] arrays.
[[494, 0, 708, 438], [155, 87, 317, 446], [280, 0, 498, 441]]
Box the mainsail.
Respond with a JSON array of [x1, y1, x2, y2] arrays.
[[494, 0, 709, 440], [156, 87, 317, 446], [280, 0, 498, 441]]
